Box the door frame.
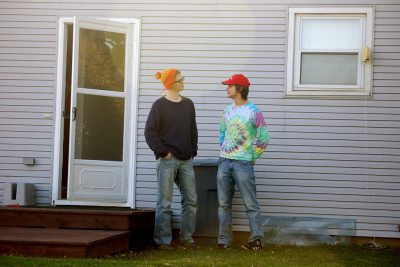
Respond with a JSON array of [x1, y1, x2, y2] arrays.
[[51, 17, 141, 208]]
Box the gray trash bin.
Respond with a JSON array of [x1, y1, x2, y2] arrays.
[[193, 159, 219, 237]]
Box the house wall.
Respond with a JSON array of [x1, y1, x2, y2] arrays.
[[0, 0, 399, 238]]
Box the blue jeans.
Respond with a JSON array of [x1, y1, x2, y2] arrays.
[[154, 156, 197, 245], [217, 157, 264, 245]]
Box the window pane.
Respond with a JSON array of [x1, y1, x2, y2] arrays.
[[300, 53, 358, 85], [78, 28, 126, 92], [75, 94, 124, 161], [301, 19, 361, 50]]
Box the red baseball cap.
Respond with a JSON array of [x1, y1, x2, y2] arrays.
[[221, 74, 250, 87]]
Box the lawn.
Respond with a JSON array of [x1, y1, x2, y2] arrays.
[[0, 245, 399, 267]]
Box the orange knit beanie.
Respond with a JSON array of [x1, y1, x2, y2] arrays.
[[155, 68, 177, 89]]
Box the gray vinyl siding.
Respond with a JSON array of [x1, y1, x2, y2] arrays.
[[0, 0, 399, 239]]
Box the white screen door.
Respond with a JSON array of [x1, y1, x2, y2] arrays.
[[67, 17, 132, 202]]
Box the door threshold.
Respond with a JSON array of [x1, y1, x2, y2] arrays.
[[54, 199, 132, 208]]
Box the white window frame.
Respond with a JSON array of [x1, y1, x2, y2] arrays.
[[286, 7, 374, 97], [52, 17, 141, 208]]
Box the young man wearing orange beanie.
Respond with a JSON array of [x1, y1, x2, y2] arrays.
[[145, 68, 198, 250]]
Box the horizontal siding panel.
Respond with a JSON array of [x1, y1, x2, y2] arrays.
[[240, 199, 400, 212], [134, 191, 400, 208], [141, 71, 284, 79], [0, 125, 53, 132], [0, 170, 52, 177], [142, 49, 286, 58], [142, 24, 285, 31], [0, 9, 287, 18], [0, 105, 53, 112], [222, 0, 400, 4], [139, 96, 400, 108], [375, 39, 400, 46], [0, 92, 53, 100], [141, 57, 285, 65], [138, 186, 400, 201], [138, 152, 400, 164], [375, 18, 400, 25], [0, 67, 54, 74], [0, 35, 56, 42], [0, 138, 52, 145], [0, 73, 54, 80], [374, 66, 400, 73], [232, 206, 400, 219], [142, 36, 286, 45], [142, 43, 285, 51], [136, 157, 400, 171], [142, 30, 286, 38], [0, 144, 52, 152], [141, 64, 285, 72], [0, 152, 51, 159], [0, 99, 54, 106], [374, 52, 400, 60], [0, 54, 54, 61], [0, 0, 217, 3], [0, 164, 51, 171], [376, 25, 400, 32], [256, 179, 400, 191], [0, 157, 51, 164], [142, 17, 287, 24], [0, 28, 56, 35], [0, 112, 54, 119], [375, 32, 400, 39], [0, 21, 56, 29], [139, 104, 400, 115], [376, 11, 400, 19], [376, 5, 400, 11], [0, 61, 54, 68], [0, 81, 54, 87], [0, 3, 219, 11]]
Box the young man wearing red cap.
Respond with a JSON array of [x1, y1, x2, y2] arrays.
[[217, 74, 270, 251], [145, 68, 198, 250]]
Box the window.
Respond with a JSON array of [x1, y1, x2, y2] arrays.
[[286, 8, 374, 97]]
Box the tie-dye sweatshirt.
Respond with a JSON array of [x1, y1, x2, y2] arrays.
[[219, 102, 270, 161]]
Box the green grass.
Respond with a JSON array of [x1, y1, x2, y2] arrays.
[[0, 245, 399, 267]]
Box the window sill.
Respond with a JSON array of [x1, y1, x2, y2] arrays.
[[285, 89, 372, 99]]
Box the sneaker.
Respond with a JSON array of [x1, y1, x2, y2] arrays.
[[241, 239, 263, 251], [217, 243, 231, 250]]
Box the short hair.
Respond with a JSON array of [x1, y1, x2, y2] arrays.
[[234, 85, 249, 100]]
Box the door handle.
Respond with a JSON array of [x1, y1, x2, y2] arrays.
[[72, 107, 77, 121]]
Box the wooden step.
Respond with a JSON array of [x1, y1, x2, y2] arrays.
[[0, 226, 129, 258], [0, 207, 154, 231]]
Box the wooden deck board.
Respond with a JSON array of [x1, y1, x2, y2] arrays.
[[0, 207, 155, 230], [0, 226, 130, 257]]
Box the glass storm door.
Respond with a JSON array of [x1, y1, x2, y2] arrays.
[[68, 18, 132, 202]]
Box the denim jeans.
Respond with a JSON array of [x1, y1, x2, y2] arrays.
[[154, 156, 197, 245], [217, 157, 264, 245]]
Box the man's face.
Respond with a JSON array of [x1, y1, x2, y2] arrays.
[[171, 73, 184, 92], [226, 84, 239, 99]]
